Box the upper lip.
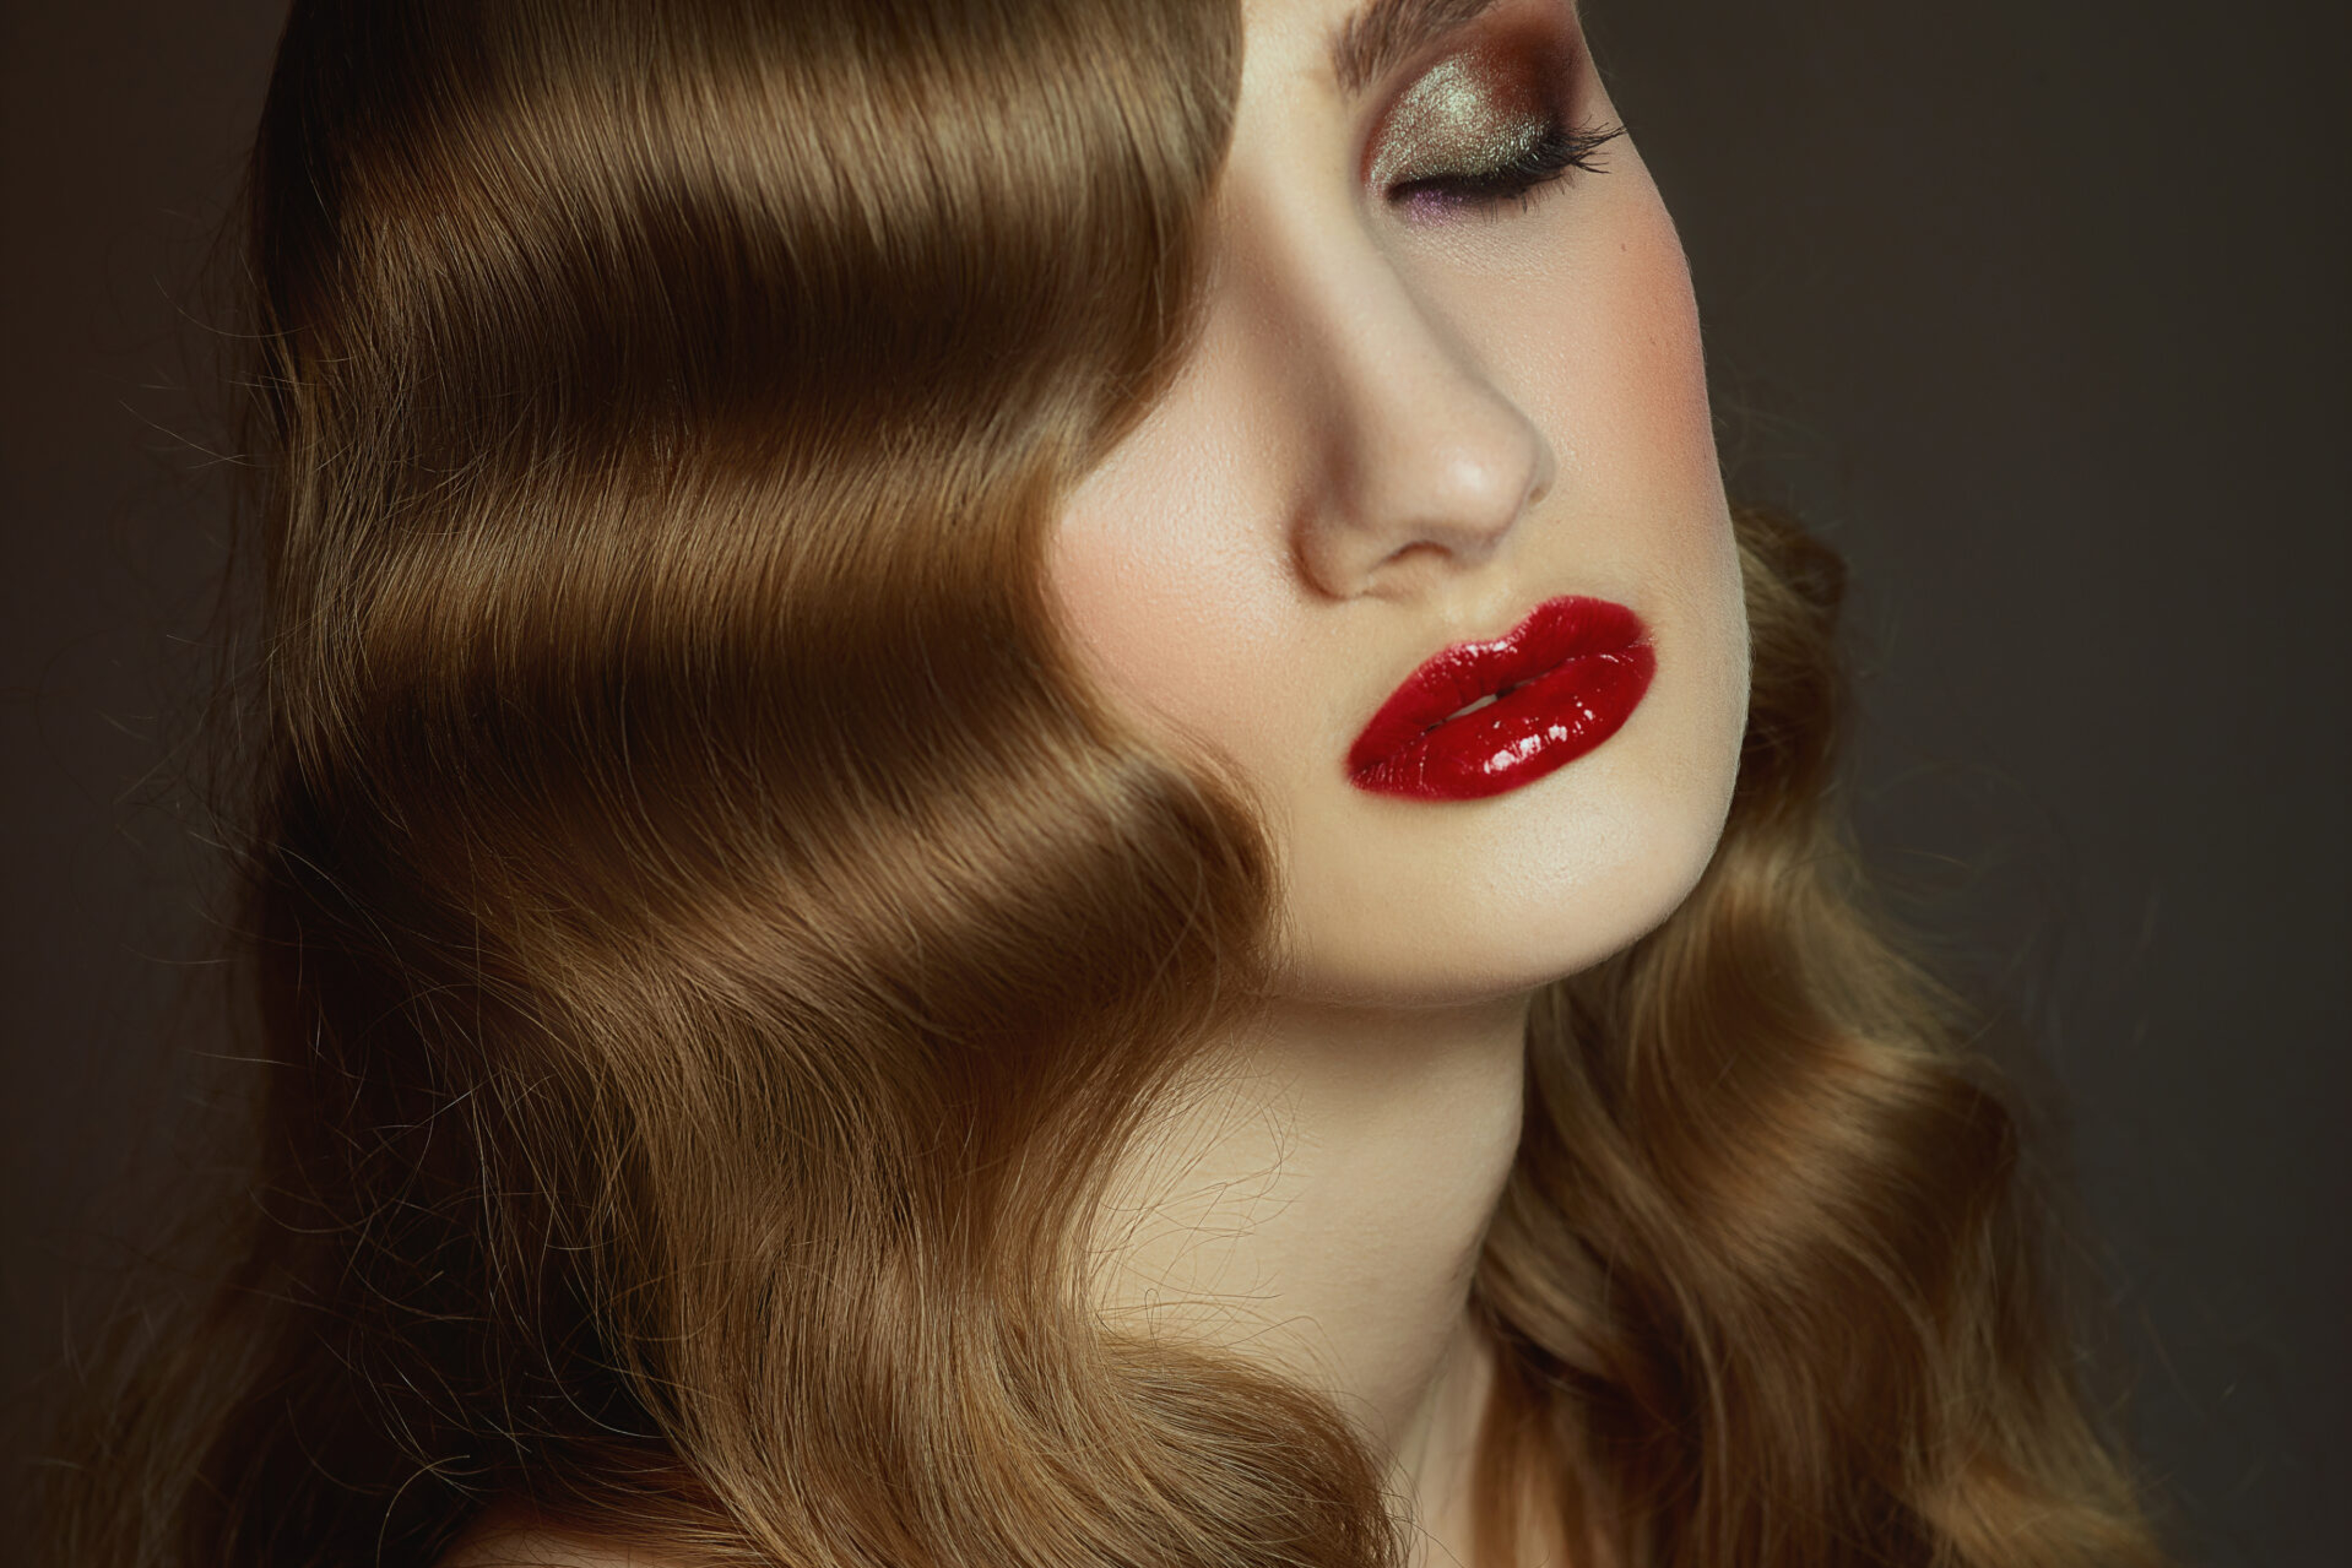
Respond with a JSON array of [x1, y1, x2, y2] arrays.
[[1347, 595, 1646, 775]]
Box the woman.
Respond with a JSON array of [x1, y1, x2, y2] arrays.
[[44, 0, 2166, 1563]]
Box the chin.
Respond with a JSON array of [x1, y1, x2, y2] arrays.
[[1271, 682, 1745, 1010]]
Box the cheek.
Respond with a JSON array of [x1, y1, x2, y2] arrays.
[[1045, 403, 1298, 773], [1582, 216, 1728, 606], [1494, 182, 1718, 512]]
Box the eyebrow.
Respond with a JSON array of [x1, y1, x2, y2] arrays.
[[1328, 0, 1505, 96]]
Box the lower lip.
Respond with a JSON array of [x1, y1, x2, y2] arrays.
[[1348, 607, 1655, 803]]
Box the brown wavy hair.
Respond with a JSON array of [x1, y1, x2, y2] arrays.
[[41, 1, 2164, 1564]]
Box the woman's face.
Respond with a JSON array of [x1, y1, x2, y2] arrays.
[[1051, 0, 1749, 1007]]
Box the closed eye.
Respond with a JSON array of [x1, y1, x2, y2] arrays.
[[1385, 118, 1621, 216]]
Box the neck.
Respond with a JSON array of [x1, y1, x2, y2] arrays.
[[1093, 987, 1533, 1556]]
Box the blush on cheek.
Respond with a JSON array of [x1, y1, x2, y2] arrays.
[[1600, 199, 1716, 477], [1048, 527, 1190, 733], [1048, 454, 1292, 765]]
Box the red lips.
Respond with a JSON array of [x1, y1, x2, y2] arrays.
[[1347, 596, 1654, 801]]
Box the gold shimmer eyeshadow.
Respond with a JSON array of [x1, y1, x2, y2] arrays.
[[1367, 54, 1548, 189]]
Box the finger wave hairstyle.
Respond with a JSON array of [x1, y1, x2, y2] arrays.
[[45, 1, 2166, 1564]]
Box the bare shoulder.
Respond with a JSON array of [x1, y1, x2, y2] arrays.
[[437, 1501, 701, 1568]]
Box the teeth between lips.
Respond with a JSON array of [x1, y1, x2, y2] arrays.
[[1444, 693, 1501, 722], [1440, 674, 1541, 726], [1414, 624, 1635, 740]]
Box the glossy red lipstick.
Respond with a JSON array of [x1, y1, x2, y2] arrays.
[[1348, 596, 1654, 801]]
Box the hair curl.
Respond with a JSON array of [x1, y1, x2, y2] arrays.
[[41, 2, 2162, 1564]]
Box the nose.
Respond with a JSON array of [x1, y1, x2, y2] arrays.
[[1245, 212, 1555, 599]]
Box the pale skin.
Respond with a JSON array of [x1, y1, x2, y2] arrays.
[[450, 0, 1748, 1562]]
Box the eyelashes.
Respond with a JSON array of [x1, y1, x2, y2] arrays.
[[1384, 117, 1622, 215]]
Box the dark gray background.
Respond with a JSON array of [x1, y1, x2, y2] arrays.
[[4, 2, 2342, 1563]]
